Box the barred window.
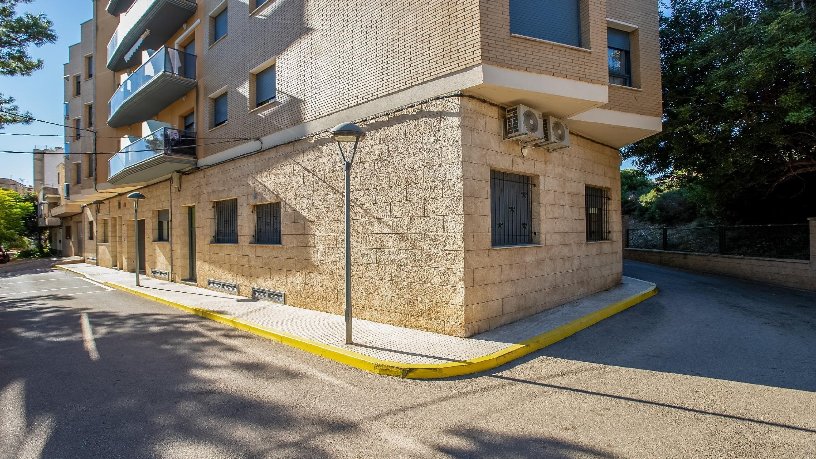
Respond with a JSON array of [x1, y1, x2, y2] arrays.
[[157, 209, 170, 242], [491, 171, 533, 247], [214, 199, 238, 243], [255, 203, 281, 245], [586, 186, 610, 242]]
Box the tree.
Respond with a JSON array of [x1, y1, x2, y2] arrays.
[[621, 169, 655, 215], [626, 0, 816, 223], [0, 0, 56, 126], [0, 188, 35, 248]]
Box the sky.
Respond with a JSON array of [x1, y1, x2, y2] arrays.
[[0, 0, 93, 186]]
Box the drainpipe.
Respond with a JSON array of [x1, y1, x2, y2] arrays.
[[169, 176, 174, 282]]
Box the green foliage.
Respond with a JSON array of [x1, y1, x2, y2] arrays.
[[0, 188, 35, 248], [0, 0, 56, 127], [621, 169, 656, 215], [626, 0, 816, 223]]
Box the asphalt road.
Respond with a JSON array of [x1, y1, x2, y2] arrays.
[[1, 260, 814, 458]]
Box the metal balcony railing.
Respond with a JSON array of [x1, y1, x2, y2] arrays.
[[108, 127, 196, 181], [108, 46, 196, 127]]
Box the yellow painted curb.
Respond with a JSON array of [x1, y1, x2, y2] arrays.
[[54, 264, 657, 379]]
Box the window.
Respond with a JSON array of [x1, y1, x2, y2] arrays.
[[157, 209, 170, 242], [88, 221, 94, 241], [74, 118, 81, 140], [491, 171, 533, 247], [214, 199, 238, 243], [183, 111, 196, 132], [585, 186, 610, 242], [74, 163, 81, 184], [252, 0, 269, 11], [85, 55, 94, 79], [74, 75, 81, 96], [212, 7, 228, 43], [65, 225, 72, 240], [212, 93, 228, 127], [608, 28, 632, 86], [100, 219, 109, 243], [88, 155, 95, 178], [254, 203, 281, 245], [182, 40, 196, 79], [254, 65, 276, 108], [510, 0, 582, 48], [87, 104, 94, 128]]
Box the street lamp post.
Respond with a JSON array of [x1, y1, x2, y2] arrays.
[[127, 192, 146, 287], [330, 123, 365, 345]]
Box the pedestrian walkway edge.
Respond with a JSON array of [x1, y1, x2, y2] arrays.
[[55, 265, 657, 379]]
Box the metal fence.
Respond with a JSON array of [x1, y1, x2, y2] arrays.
[[626, 224, 810, 260]]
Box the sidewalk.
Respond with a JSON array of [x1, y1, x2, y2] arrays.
[[56, 263, 657, 379]]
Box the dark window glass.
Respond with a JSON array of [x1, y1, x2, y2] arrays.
[[510, 0, 581, 47], [184, 112, 196, 132], [88, 221, 94, 241], [65, 225, 72, 240], [213, 93, 228, 127], [255, 203, 281, 245], [157, 209, 170, 242], [214, 199, 238, 243], [491, 171, 533, 247], [86, 55, 93, 79], [608, 28, 632, 86], [586, 186, 610, 242], [74, 75, 81, 96], [74, 119, 81, 140], [255, 65, 276, 107], [182, 41, 196, 79], [87, 104, 94, 128], [213, 8, 228, 42], [255, 0, 269, 9]]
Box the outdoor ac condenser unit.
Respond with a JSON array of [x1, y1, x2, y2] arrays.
[[538, 116, 571, 150], [504, 105, 545, 143]]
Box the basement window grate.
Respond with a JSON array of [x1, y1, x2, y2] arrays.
[[208, 279, 239, 293], [251, 287, 285, 303]]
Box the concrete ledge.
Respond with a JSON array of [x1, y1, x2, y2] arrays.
[[55, 264, 657, 379]]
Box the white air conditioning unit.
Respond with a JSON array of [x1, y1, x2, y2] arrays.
[[538, 116, 571, 150], [504, 105, 545, 143]]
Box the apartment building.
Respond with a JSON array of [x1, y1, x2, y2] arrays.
[[49, 0, 662, 336], [32, 147, 65, 251]]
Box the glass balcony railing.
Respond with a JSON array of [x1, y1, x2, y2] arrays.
[[106, 0, 197, 71], [108, 46, 196, 127], [108, 127, 196, 181]]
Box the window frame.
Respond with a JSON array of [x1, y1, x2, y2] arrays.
[[585, 185, 611, 242], [509, 0, 586, 49], [490, 170, 536, 248], [252, 62, 277, 109], [85, 54, 94, 80], [74, 162, 82, 185], [254, 202, 282, 245], [213, 198, 238, 244], [211, 91, 228, 128], [210, 3, 228, 45], [156, 209, 170, 242]]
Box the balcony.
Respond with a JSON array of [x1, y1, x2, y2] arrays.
[[106, 0, 197, 72], [38, 217, 62, 228], [108, 128, 197, 186], [106, 0, 136, 15], [108, 47, 196, 128]]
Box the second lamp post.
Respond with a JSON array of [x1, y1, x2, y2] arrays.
[[330, 122, 365, 345]]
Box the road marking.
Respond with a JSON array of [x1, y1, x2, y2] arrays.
[[79, 277, 114, 291], [80, 313, 101, 361], [1, 285, 106, 296], [0, 278, 61, 285], [192, 325, 354, 389]]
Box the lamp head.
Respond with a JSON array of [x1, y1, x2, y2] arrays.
[[330, 123, 365, 143], [127, 192, 146, 200]]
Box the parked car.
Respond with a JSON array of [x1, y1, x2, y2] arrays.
[[0, 246, 10, 264]]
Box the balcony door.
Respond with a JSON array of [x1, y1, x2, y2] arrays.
[[137, 219, 146, 273], [187, 206, 196, 281], [182, 40, 196, 80]]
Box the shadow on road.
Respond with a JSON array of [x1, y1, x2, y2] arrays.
[[534, 261, 816, 392]]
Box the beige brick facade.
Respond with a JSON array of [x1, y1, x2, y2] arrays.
[[53, 0, 663, 335]]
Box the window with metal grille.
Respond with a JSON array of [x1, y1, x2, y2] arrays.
[[491, 171, 533, 247], [88, 221, 94, 241], [255, 65, 276, 108], [100, 219, 109, 243], [586, 186, 610, 242], [214, 199, 238, 243], [254, 203, 281, 245], [608, 28, 632, 86], [157, 209, 170, 242]]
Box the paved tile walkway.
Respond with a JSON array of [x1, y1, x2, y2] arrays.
[[59, 264, 655, 365]]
